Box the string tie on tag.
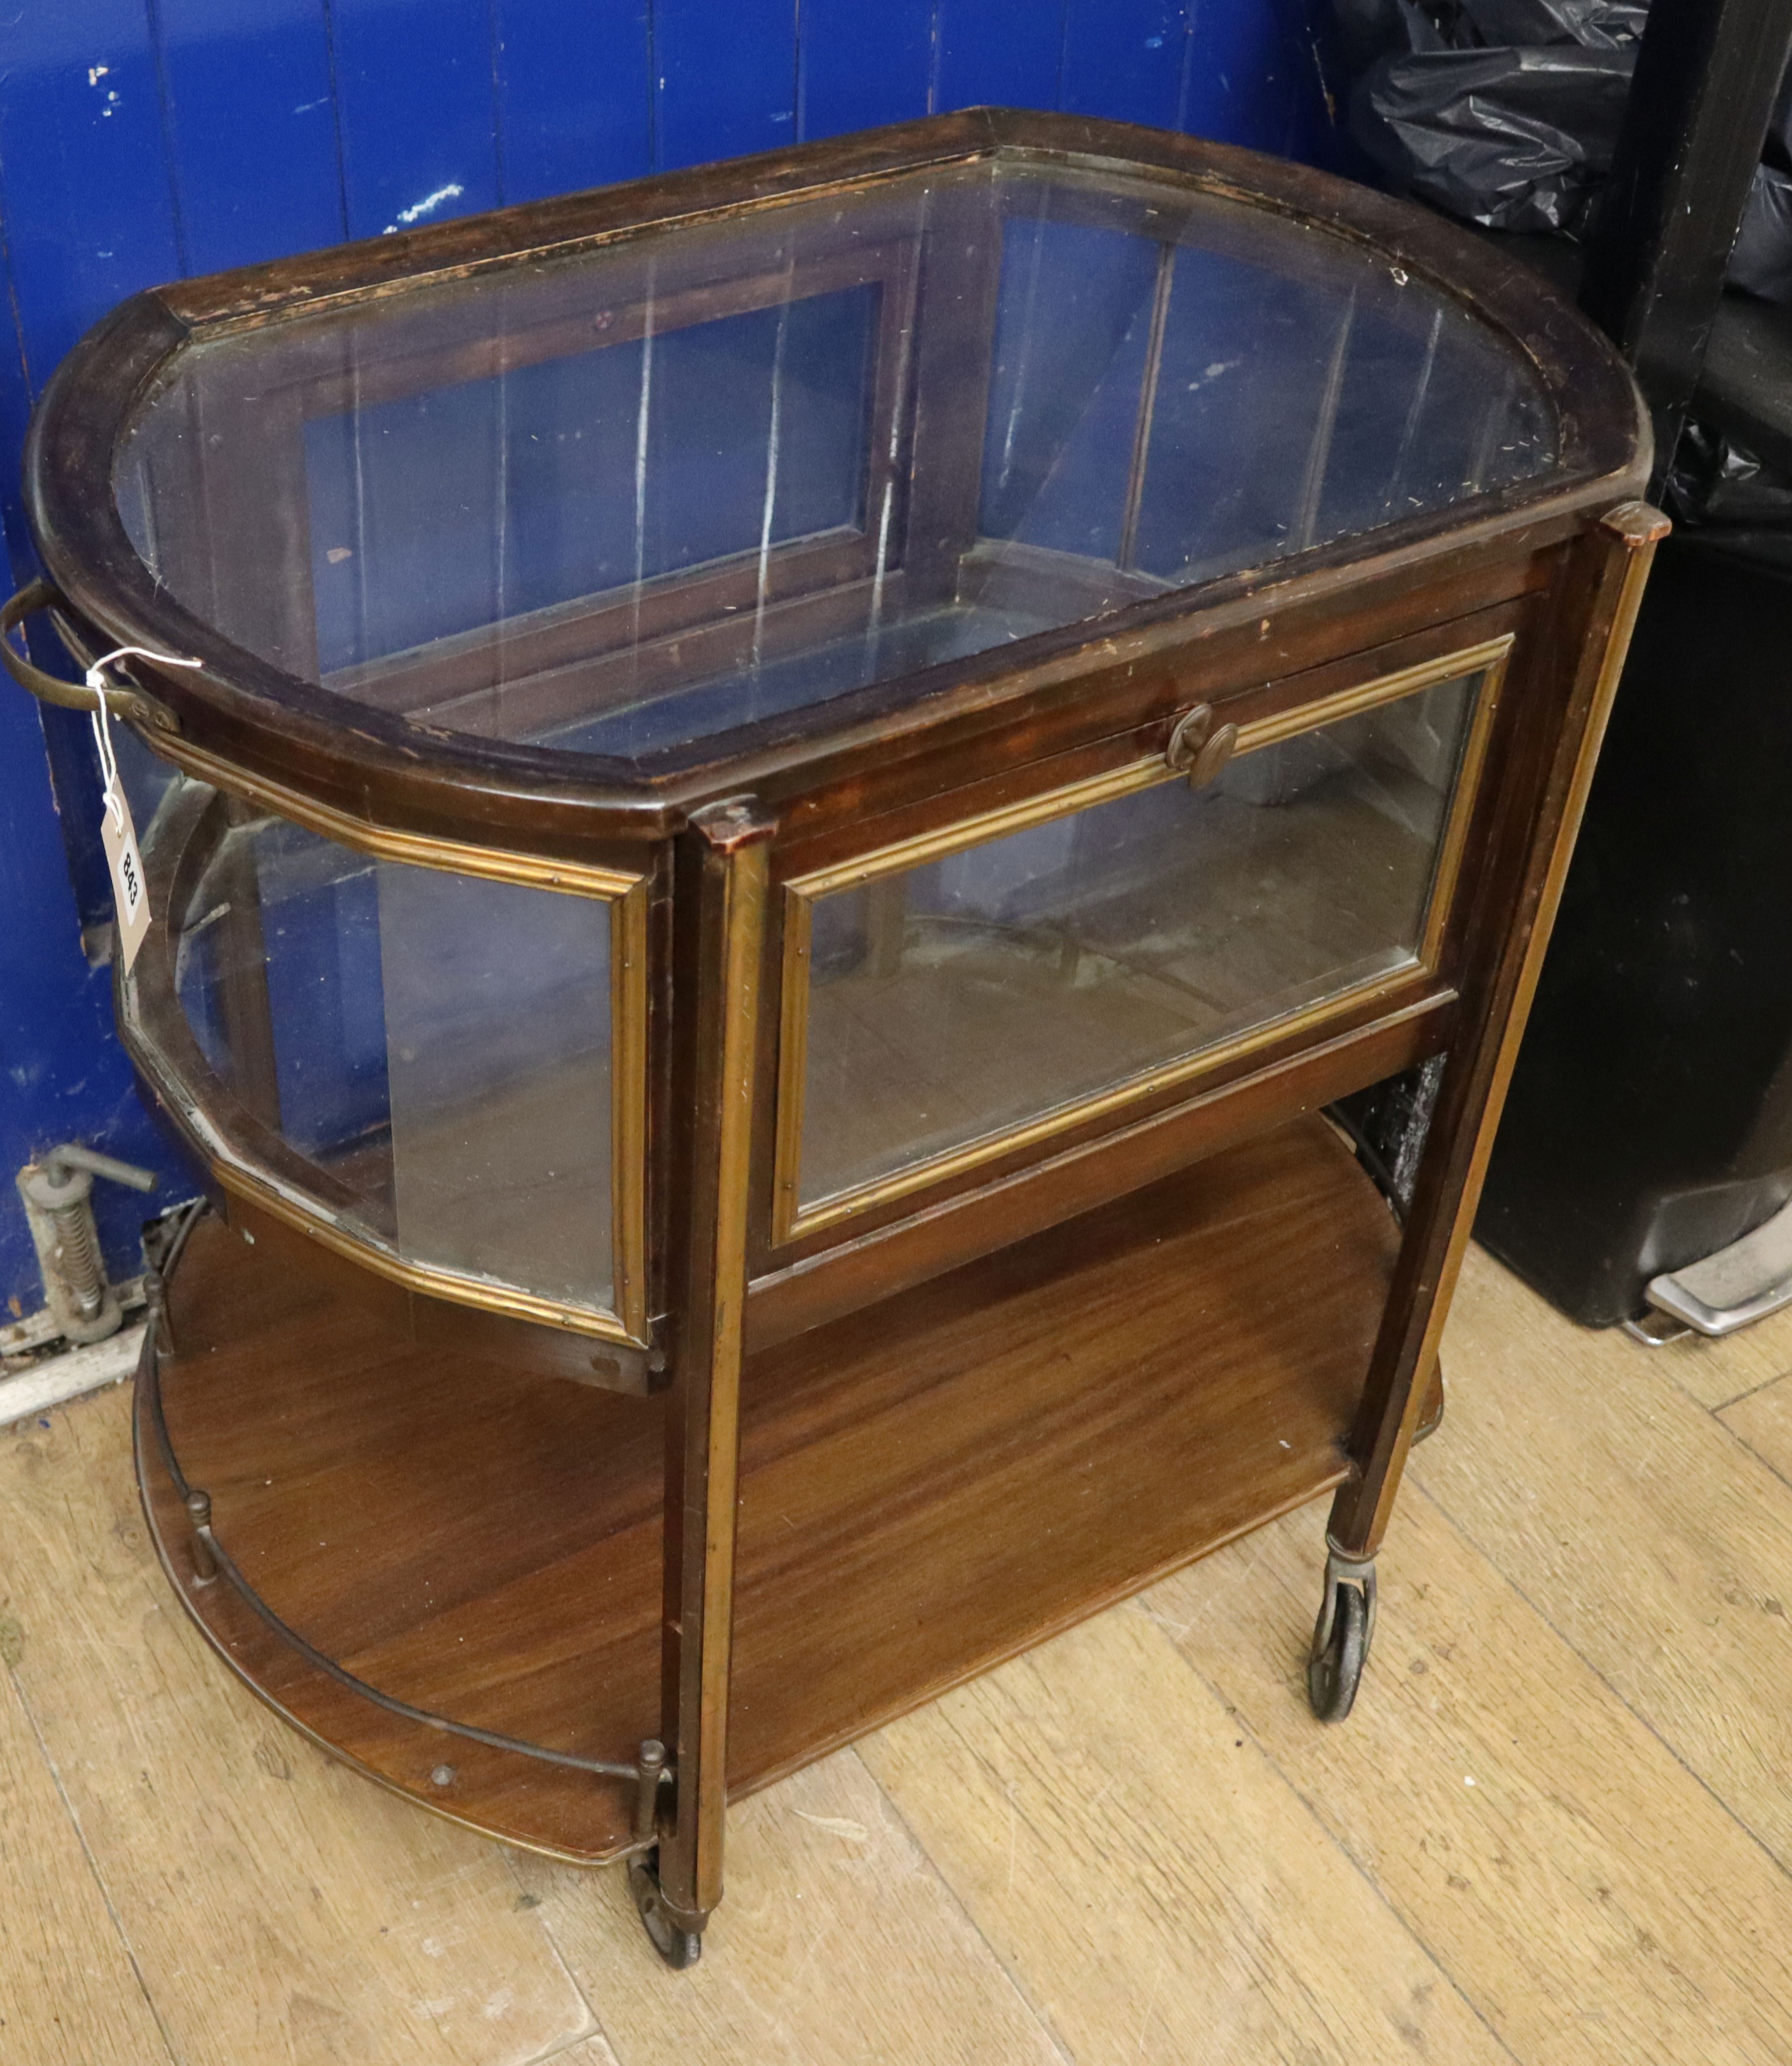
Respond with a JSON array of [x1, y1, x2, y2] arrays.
[[84, 643, 202, 826]]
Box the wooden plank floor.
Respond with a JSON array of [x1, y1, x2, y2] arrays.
[[4, 1241, 1792, 2066]]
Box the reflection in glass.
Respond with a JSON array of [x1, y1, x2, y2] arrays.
[[793, 673, 1480, 1214], [108, 723, 182, 845], [115, 159, 1553, 764], [172, 815, 617, 1312], [304, 285, 877, 676]]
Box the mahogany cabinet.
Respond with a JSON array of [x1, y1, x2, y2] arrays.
[[2, 110, 1656, 1965]]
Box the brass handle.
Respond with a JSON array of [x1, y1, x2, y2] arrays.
[[0, 578, 179, 733], [1166, 704, 1239, 789]]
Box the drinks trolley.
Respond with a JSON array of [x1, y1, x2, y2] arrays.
[[2, 110, 1656, 1965]]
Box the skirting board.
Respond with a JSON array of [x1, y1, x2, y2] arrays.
[[0, 1323, 144, 1430]]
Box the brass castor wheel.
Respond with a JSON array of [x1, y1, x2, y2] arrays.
[[628, 1849, 703, 1969], [1307, 1548, 1377, 1723]]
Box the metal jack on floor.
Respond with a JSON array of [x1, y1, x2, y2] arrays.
[[13, 1145, 158, 1348]]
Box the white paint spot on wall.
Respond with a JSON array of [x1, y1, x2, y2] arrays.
[[382, 183, 465, 235]]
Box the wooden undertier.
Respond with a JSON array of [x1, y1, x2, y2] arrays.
[[137, 1115, 1396, 1866]]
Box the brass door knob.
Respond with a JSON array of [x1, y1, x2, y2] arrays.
[[1167, 706, 1239, 788]]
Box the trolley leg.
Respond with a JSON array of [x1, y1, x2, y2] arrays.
[[635, 800, 775, 1968], [1316, 506, 1665, 1715]]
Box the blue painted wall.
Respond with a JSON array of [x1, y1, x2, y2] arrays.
[[0, 0, 1342, 1313]]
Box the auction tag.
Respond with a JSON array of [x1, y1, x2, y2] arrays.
[[100, 783, 151, 972], [82, 642, 201, 975]]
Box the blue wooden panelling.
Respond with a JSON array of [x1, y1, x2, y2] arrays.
[[653, 0, 798, 170], [327, 0, 501, 239], [258, 850, 392, 1158], [1059, 0, 1194, 132], [1132, 252, 1340, 576], [308, 280, 875, 670], [493, 0, 654, 201], [643, 290, 873, 571], [154, 0, 346, 271], [798, 0, 935, 140], [0, 696, 178, 1311], [935, 0, 1068, 112], [0, 0, 1344, 1314], [1182, 0, 1307, 155], [0, 3, 183, 390], [0, 3, 198, 1303]]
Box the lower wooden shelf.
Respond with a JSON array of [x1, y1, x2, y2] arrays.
[[138, 1113, 1395, 1866]]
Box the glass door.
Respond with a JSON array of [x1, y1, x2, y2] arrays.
[[774, 638, 1508, 1239]]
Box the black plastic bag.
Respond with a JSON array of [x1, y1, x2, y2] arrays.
[[1728, 75, 1792, 305], [1730, 169, 1792, 305], [1664, 420, 1792, 530], [1344, 0, 1792, 304], [1450, 1, 1644, 47], [1346, 0, 1645, 236], [1337, 0, 1644, 61]]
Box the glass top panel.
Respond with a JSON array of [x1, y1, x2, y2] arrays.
[[115, 159, 1556, 763]]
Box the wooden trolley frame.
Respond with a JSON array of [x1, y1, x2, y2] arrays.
[[2, 109, 1657, 1965]]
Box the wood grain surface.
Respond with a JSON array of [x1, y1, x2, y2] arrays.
[[1673, 1306, 1792, 1410], [511, 1752, 1064, 2066], [1722, 1369, 1792, 1483], [8, 1241, 1792, 2065], [140, 1114, 1395, 1863], [0, 1666, 172, 2066], [1154, 1497, 1792, 2065], [857, 1607, 1512, 2065], [1412, 1243, 1792, 1873], [2, 1395, 601, 2066]]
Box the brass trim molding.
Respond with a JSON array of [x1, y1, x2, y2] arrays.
[[155, 733, 643, 899], [230, 1161, 651, 1345], [127, 1006, 651, 1345], [772, 893, 817, 1244], [1415, 639, 1510, 970], [1238, 636, 1514, 753], [771, 636, 1513, 1244], [776, 964, 1430, 1243], [607, 877, 653, 1341]]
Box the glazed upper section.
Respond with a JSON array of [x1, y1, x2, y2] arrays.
[[109, 142, 1558, 758], [26, 111, 1645, 832]]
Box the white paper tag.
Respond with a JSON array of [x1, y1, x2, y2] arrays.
[[80, 643, 201, 976], [100, 783, 151, 972]]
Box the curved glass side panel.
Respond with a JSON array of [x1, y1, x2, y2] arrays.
[[167, 810, 631, 1322], [779, 656, 1496, 1234]]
